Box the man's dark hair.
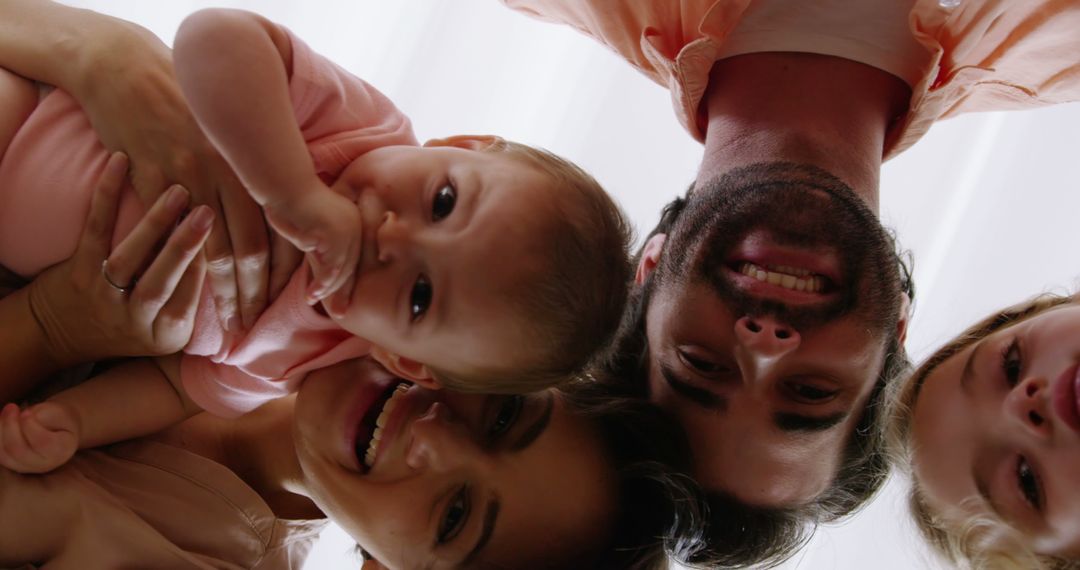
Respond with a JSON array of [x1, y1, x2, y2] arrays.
[[557, 377, 712, 569], [595, 171, 915, 568]]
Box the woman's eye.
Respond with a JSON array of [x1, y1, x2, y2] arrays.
[[437, 486, 470, 544], [786, 382, 839, 403], [410, 276, 433, 321], [432, 184, 457, 221], [1016, 456, 1043, 511], [678, 349, 721, 374], [488, 396, 524, 440], [1001, 339, 1022, 387]]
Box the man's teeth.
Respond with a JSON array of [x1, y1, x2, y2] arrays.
[[739, 262, 824, 293], [364, 384, 409, 468]]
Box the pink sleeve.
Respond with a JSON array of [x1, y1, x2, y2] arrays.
[[282, 26, 419, 177], [181, 355, 302, 418]]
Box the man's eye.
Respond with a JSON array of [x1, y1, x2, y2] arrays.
[[1016, 456, 1043, 511], [488, 396, 523, 440], [410, 276, 433, 321], [785, 382, 839, 403], [432, 184, 457, 221], [677, 349, 721, 374], [1001, 339, 1022, 387], [437, 486, 470, 544]]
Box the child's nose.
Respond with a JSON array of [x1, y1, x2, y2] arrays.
[[375, 212, 410, 263]]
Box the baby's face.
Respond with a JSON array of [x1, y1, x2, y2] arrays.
[[911, 303, 1080, 557], [327, 143, 555, 378]]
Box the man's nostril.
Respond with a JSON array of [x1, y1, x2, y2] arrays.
[[1026, 383, 1038, 397], [746, 320, 762, 333], [1029, 411, 1044, 426], [775, 330, 790, 340]]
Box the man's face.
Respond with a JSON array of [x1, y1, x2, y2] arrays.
[[641, 163, 905, 507]]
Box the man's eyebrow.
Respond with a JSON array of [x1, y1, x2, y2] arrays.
[[660, 363, 726, 411], [509, 392, 554, 452], [462, 498, 501, 566], [773, 411, 847, 433]]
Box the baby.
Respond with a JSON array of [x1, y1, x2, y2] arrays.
[[884, 291, 1080, 569], [0, 8, 631, 473]]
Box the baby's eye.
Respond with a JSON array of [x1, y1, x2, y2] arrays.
[[1001, 339, 1022, 387], [410, 276, 433, 321], [432, 184, 457, 221]]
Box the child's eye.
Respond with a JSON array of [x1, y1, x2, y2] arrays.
[[488, 396, 524, 441], [1001, 339, 1022, 387], [410, 276, 433, 321], [436, 485, 470, 544], [432, 184, 457, 221], [1016, 455, 1043, 511], [677, 348, 723, 375]]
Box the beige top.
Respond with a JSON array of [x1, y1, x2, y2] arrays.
[[0, 440, 326, 569]]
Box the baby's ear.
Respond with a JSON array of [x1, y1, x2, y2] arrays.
[[635, 234, 667, 285], [369, 346, 442, 390], [422, 134, 502, 151]]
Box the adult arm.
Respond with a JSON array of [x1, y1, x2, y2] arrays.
[[174, 8, 362, 303], [0, 0, 302, 328], [0, 153, 212, 403]]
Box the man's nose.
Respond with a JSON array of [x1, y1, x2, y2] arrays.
[[405, 402, 483, 472], [734, 315, 800, 382], [1004, 376, 1052, 441]]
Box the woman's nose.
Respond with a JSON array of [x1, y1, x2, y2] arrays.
[[734, 316, 800, 382], [1004, 376, 1052, 440], [405, 402, 481, 471]]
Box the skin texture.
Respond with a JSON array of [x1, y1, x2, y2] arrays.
[[912, 304, 1080, 558]]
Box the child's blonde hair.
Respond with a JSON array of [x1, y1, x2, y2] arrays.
[[884, 292, 1080, 570], [431, 139, 633, 394]]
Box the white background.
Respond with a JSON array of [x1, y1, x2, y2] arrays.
[[56, 1, 1080, 568]]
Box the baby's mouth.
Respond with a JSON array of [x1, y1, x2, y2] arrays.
[[354, 382, 410, 472]]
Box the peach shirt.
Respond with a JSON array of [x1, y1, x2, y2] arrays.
[[0, 440, 325, 569], [502, 0, 1080, 160]]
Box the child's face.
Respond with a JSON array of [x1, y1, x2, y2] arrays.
[[327, 140, 556, 381], [911, 303, 1080, 557]]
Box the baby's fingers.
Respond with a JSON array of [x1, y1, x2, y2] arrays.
[[21, 409, 76, 469], [0, 403, 37, 471]]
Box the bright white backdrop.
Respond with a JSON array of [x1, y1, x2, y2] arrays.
[[56, 2, 1080, 568]]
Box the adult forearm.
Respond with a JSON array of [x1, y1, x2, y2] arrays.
[[0, 286, 70, 402]]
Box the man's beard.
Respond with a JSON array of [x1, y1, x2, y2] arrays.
[[657, 162, 902, 336]]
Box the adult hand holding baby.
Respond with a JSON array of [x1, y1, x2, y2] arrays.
[[27, 153, 213, 367]]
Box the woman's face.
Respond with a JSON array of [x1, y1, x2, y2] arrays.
[[912, 303, 1080, 557], [293, 358, 617, 569]]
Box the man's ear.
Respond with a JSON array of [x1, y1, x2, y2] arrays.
[[369, 345, 442, 390], [361, 558, 388, 570], [422, 134, 502, 151], [896, 292, 912, 345], [635, 234, 667, 285]]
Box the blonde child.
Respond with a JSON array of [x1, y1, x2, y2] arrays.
[[885, 291, 1080, 569], [0, 8, 630, 473]]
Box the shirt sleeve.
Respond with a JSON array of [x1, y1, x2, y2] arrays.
[[281, 25, 419, 177]]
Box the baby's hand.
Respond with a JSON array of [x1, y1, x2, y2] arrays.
[[0, 402, 80, 474], [264, 187, 362, 305]]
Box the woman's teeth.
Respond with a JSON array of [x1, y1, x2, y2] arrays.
[[364, 383, 409, 468], [739, 262, 824, 293]]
